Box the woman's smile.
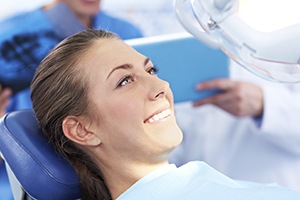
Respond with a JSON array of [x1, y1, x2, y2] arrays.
[[144, 108, 172, 124]]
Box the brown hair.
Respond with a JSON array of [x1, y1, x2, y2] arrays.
[[30, 29, 118, 200]]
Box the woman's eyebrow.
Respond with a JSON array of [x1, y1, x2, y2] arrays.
[[144, 57, 150, 66], [107, 58, 150, 79], [107, 64, 132, 79]]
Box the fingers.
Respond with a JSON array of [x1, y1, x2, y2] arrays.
[[193, 91, 233, 107], [196, 78, 235, 91], [193, 80, 264, 117], [193, 91, 246, 116], [193, 78, 236, 107]]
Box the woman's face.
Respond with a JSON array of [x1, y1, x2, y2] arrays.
[[61, 0, 100, 18], [82, 38, 183, 163]]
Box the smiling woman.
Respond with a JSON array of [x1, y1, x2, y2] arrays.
[[30, 29, 300, 200], [31, 29, 182, 199]]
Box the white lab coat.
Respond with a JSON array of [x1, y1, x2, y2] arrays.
[[169, 61, 300, 191]]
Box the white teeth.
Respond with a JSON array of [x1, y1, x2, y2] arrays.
[[147, 109, 171, 123]]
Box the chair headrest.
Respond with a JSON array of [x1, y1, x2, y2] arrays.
[[0, 110, 80, 199]]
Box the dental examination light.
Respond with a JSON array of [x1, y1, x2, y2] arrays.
[[174, 0, 300, 83]]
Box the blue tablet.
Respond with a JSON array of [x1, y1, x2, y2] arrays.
[[127, 33, 229, 103]]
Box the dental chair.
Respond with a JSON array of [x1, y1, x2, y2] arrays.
[[0, 32, 228, 200], [0, 110, 80, 200]]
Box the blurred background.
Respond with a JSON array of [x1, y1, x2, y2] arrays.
[[0, 0, 185, 36]]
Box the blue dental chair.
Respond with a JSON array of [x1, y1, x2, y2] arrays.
[[0, 33, 228, 199], [0, 110, 80, 200]]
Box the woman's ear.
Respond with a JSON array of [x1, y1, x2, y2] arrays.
[[62, 116, 101, 147]]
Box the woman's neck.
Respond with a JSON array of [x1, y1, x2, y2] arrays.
[[100, 160, 169, 199], [76, 15, 93, 29], [42, 1, 58, 11]]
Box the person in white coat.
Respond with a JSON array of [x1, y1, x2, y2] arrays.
[[169, 60, 300, 191]]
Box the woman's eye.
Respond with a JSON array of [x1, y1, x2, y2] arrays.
[[147, 66, 159, 75], [118, 75, 134, 87]]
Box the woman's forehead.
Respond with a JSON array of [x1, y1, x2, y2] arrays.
[[88, 39, 134, 59], [79, 38, 145, 79], [85, 39, 145, 68]]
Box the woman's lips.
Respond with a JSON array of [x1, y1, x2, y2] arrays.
[[144, 109, 171, 123]]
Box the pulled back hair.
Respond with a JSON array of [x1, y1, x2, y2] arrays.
[[30, 29, 119, 200]]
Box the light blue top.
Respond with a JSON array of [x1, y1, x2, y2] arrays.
[[118, 161, 300, 200]]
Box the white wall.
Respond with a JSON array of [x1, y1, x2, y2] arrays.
[[101, 0, 185, 36]]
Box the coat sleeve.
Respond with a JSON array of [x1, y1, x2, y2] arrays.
[[230, 60, 300, 155]]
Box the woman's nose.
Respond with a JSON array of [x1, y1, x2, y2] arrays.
[[148, 76, 170, 101]]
